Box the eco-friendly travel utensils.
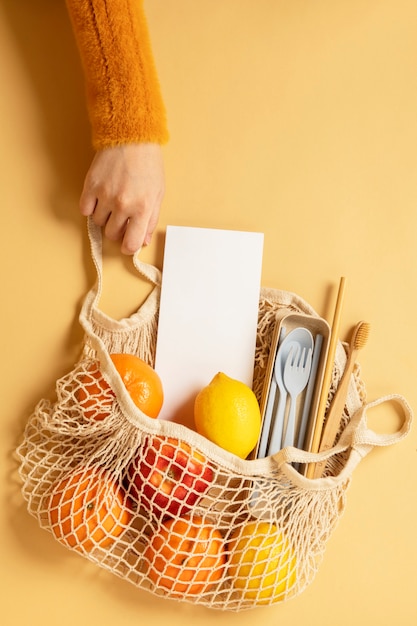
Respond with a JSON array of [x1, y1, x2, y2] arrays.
[[306, 277, 346, 478], [281, 344, 313, 448], [255, 313, 330, 461], [312, 320, 370, 478], [296, 334, 323, 450], [267, 327, 314, 455], [256, 327, 293, 458]]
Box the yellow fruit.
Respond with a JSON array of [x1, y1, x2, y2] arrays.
[[228, 521, 297, 603], [194, 372, 261, 459]]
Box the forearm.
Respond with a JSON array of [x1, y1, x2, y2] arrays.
[[66, 0, 168, 149]]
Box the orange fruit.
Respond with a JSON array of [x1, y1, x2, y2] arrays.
[[76, 354, 164, 420], [48, 466, 132, 552], [110, 353, 164, 418], [144, 515, 226, 596]]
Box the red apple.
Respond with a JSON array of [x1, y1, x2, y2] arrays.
[[126, 436, 214, 519]]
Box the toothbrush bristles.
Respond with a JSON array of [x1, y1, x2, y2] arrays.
[[353, 321, 370, 349]]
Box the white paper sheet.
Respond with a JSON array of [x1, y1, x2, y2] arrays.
[[154, 225, 264, 428]]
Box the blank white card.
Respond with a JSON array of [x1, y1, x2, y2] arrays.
[[154, 225, 264, 428]]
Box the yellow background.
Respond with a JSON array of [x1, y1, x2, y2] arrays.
[[1, 0, 416, 624]]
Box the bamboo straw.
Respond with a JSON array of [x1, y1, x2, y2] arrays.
[[305, 276, 346, 479]]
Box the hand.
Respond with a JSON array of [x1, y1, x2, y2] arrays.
[[80, 143, 165, 254]]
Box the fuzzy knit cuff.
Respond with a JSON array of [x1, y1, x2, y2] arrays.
[[66, 0, 169, 149]]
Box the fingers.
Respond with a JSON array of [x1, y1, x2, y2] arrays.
[[120, 215, 148, 255], [79, 186, 97, 217], [90, 199, 158, 255], [79, 144, 165, 254], [143, 209, 160, 247]]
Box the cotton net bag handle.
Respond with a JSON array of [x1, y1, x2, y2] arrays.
[[76, 218, 162, 420], [86, 216, 161, 299], [267, 394, 413, 489]]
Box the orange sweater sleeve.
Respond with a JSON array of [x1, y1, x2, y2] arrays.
[[65, 0, 168, 150]]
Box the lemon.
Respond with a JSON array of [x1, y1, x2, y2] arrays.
[[194, 372, 261, 459], [228, 521, 297, 603]]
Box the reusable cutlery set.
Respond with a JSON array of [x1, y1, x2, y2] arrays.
[[255, 277, 370, 478], [256, 317, 328, 460]]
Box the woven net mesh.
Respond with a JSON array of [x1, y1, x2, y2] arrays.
[[17, 285, 365, 611]]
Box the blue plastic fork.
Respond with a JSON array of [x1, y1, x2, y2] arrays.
[[281, 344, 313, 448]]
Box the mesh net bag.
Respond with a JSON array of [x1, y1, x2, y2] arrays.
[[17, 220, 412, 611]]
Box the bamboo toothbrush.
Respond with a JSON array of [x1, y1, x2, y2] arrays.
[[312, 320, 370, 478], [305, 276, 346, 479]]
